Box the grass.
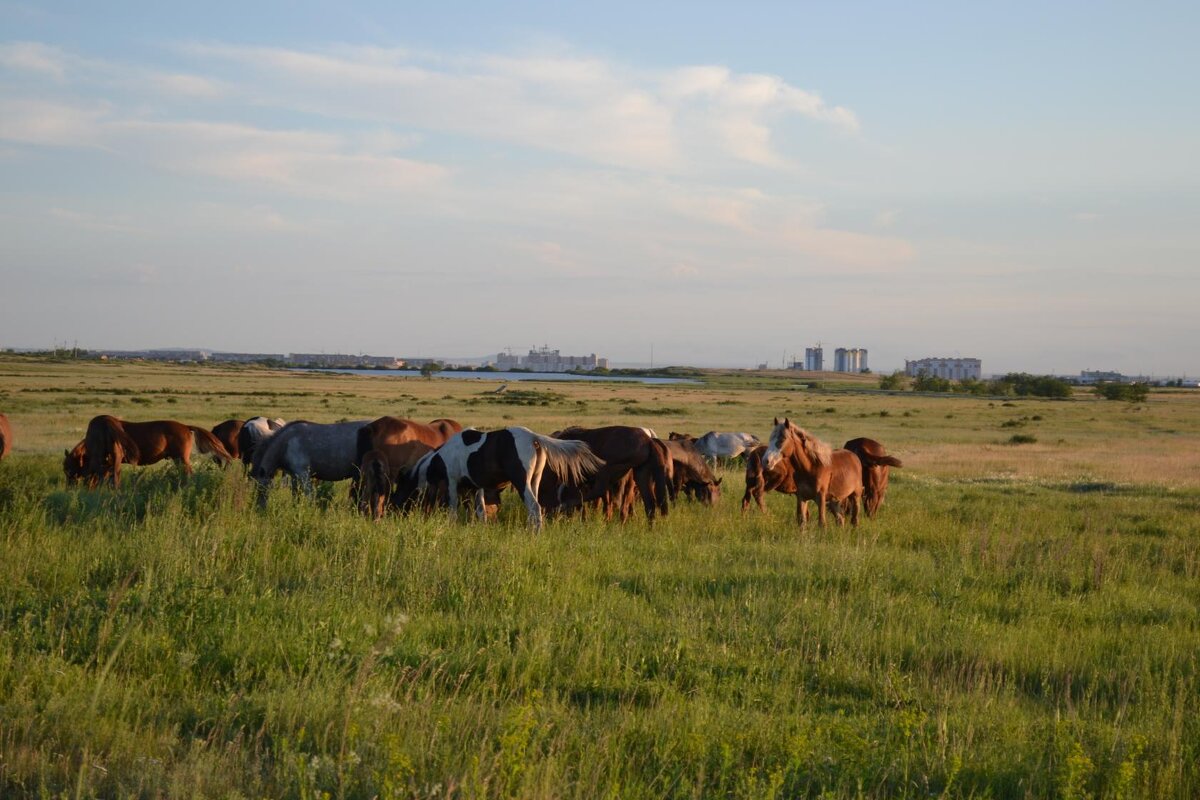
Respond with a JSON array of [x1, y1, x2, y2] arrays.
[[1, 356, 1199, 798]]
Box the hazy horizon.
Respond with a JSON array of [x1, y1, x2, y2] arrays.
[[2, 2, 1197, 376]]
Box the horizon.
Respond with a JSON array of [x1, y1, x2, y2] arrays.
[[2, 2, 1198, 375]]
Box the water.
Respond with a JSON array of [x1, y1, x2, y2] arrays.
[[293, 368, 697, 385]]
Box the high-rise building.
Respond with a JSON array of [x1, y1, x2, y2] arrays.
[[804, 346, 824, 371], [834, 347, 868, 373], [905, 357, 981, 381]]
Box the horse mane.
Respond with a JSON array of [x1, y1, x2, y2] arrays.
[[796, 425, 833, 468]]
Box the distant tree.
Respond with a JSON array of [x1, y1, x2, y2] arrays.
[[1095, 382, 1149, 403], [912, 372, 952, 393], [878, 371, 906, 390], [420, 362, 444, 379], [997, 373, 1073, 398]]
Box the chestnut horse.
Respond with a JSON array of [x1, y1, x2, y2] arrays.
[[212, 419, 244, 460], [762, 418, 863, 527], [553, 426, 671, 523], [356, 416, 463, 463], [842, 437, 903, 517], [79, 415, 233, 488], [358, 441, 434, 520], [741, 444, 798, 514], [0, 413, 12, 462]]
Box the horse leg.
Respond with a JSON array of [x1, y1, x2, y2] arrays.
[[446, 481, 461, 524], [817, 491, 828, 527], [525, 451, 548, 531], [634, 464, 657, 523], [850, 492, 861, 527]]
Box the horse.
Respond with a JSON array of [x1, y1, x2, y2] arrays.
[[0, 413, 11, 462], [79, 415, 233, 488], [355, 416, 463, 464], [236, 416, 287, 466], [762, 418, 863, 527], [427, 427, 603, 530], [693, 431, 761, 464], [741, 444, 798, 514], [358, 441, 434, 520], [552, 426, 671, 523], [842, 437, 903, 517], [663, 437, 722, 505], [212, 419, 244, 460], [250, 420, 367, 508]]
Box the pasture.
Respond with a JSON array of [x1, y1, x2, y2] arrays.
[[1, 356, 1199, 799]]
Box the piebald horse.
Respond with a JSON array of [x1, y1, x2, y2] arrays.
[[428, 427, 604, 530], [762, 418, 863, 527]]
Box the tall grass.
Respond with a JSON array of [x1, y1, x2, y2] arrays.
[[2, 453, 1198, 798]]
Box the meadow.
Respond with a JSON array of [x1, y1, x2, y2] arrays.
[[1, 356, 1198, 799]]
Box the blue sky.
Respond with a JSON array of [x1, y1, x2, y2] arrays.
[[1, 1, 1197, 374]]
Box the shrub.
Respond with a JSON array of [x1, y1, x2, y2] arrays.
[[1095, 382, 1149, 403], [1008, 433, 1038, 444]]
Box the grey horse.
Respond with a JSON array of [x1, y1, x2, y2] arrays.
[[250, 419, 367, 507]]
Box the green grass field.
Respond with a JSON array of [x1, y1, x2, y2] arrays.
[[1, 356, 1198, 798]]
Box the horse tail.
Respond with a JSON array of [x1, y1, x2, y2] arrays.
[[648, 437, 671, 517], [190, 426, 233, 465], [356, 423, 376, 465], [532, 434, 604, 487], [872, 455, 903, 468]]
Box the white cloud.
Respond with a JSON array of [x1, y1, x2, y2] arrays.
[[0, 41, 67, 79]]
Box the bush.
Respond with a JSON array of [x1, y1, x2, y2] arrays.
[[878, 371, 906, 390], [1095, 382, 1150, 403], [1008, 433, 1038, 444]]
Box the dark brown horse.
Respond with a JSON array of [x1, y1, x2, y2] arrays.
[[553, 426, 671, 523], [0, 413, 11, 462], [762, 418, 863, 527], [212, 419, 244, 460], [79, 415, 233, 488], [842, 438, 903, 517], [359, 441, 434, 520], [741, 444, 798, 514], [663, 437, 722, 505]]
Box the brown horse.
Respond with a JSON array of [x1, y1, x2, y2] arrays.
[[212, 419, 244, 460], [843, 438, 903, 517], [762, 418, 863, 527], [356, 416, 463, 463], [663, 437, 722, 505], [741, 444, 798, 514], [358, 441, 434, 520], [553, 426, 671, 523], [80, 415, 233, 488], [0, 413, 12, 462]]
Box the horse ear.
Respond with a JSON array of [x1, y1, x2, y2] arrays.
[[716, 477, 723, 485], [773, 416, 780, 425], [784, 417, 790, 425]]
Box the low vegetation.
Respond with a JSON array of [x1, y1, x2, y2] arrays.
[[1, 358, 1198, 798]]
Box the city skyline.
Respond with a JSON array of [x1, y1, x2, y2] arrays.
[[2, 2, 1198, 375]]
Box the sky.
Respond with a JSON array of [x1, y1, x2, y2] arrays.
[[1, 1, 1197, 375]]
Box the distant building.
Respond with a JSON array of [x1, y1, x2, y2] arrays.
[[804, 346, 824, 371], [210, 352, 286, 363], [1078, 370, 1127, 384], [287, 353, 401, 368], [495, 346, 609, 372], [905, 357, 981, 381], [834, 347, 869, 373]]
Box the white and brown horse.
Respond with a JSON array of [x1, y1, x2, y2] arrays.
[[762, 418, 863, 527]]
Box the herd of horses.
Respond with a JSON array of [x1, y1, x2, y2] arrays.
[[3, 408, 903, 530]]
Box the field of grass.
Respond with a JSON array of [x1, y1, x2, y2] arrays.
[[1, 356, 1199, 798]]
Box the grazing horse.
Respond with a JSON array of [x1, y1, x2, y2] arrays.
[[663, 437, 722, 505], [212, 419, 244, 460], [0, 413, 11, 462], [355, 416, 463, 464], [79, 415, 233, 488], [358, 441, 434, 520], [762, 418, 863, 527], [694, 431, 760, 463], [553, 426, 672, 523], [236, 416, 287, 466], [250, 420, 366, 507], [429, 427, 603, 530], [842, 438, 903, 517], [741, 444, 799, 514]]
